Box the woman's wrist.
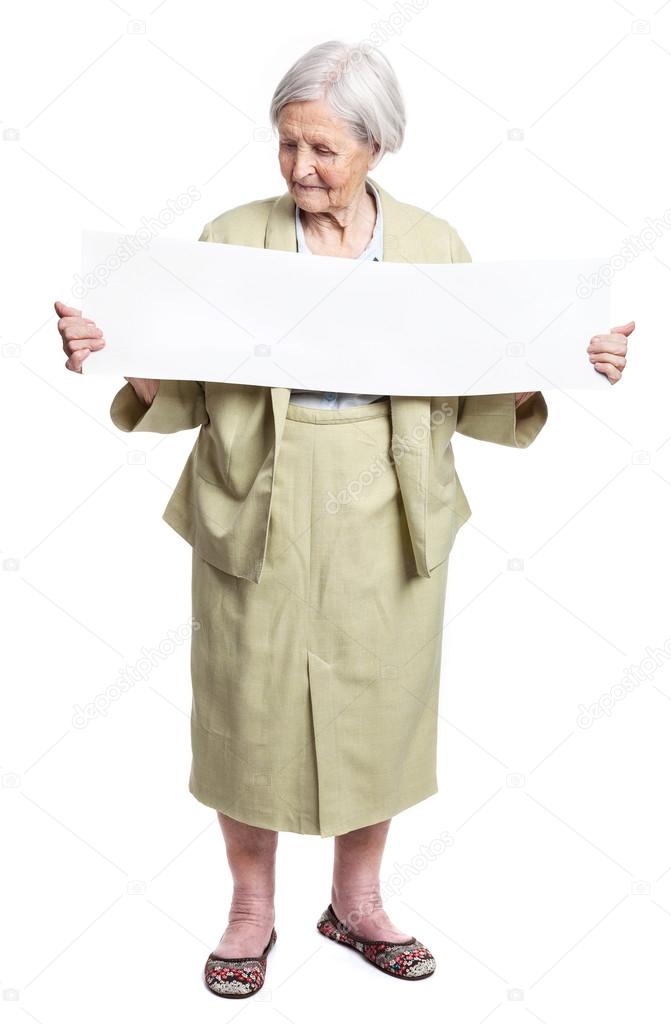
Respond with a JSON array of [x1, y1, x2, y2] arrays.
[[514, 391, 536, 409], [126, 376, 159, 407]]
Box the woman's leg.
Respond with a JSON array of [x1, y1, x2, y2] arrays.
[[331, 817, 413, 943], [212, 812, 278, 957]]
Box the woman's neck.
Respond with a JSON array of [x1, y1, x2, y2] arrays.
[[300, 185, 377, 258]]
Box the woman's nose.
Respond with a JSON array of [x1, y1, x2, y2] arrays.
[[293, 151, 316, 180]]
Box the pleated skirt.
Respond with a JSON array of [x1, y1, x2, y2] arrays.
[[188, 397, 450, 837]]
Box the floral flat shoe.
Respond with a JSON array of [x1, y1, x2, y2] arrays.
[[316, 904, 436, 980], [203, 926, 277, 998]]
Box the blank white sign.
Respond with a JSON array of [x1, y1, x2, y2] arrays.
[[80, 230, 611, 395]]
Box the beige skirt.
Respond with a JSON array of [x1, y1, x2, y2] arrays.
[[188, 397, 450, 837]]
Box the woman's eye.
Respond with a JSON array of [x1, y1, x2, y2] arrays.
[[316, 148, 332, 155]]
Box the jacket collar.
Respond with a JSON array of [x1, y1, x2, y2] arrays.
[[264, 175, 426, 263]]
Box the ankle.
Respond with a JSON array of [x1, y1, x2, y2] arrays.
[[331, 884, 384, 927], [228, 888, 275, 928]]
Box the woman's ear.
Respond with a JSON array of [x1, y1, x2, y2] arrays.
[[368, 142, 382, 170]]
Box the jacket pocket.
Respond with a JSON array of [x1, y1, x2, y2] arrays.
[[193, 423, 234, 489]]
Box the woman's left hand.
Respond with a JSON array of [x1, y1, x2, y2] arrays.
[[587, 320, 635, 383], [514, 319, 636, 408]]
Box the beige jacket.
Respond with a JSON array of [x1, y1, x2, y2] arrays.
[[109, 175, 548, 582]]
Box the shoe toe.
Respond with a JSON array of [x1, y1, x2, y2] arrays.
[[365, 941, 436, 979], [203, 927, 276, 997], [204, 957, 266, 997], [405, 951, 436, 978]]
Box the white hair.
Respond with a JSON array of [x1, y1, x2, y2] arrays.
[[269, 40, 406, 159]]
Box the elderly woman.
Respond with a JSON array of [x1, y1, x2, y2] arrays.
[[55, 40, 634, 997]]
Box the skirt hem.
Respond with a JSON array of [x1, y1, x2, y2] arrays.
[[188, 772, 439, 838]]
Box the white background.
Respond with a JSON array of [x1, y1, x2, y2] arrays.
[[2, 0, 670, 1020]]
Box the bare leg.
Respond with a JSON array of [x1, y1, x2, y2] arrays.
[[331, 817, 413, 943], [211, 812, 278, 958]]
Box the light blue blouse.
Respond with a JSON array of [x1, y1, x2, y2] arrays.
[[289, 180, 386, 409]]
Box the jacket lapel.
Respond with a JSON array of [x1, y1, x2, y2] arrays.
[[369, 177, 433, 575], [263, 192, 296, 448]]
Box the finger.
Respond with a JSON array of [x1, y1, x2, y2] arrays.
[[65, 337, 106, 352], [54, 300, 82, 317], [58, 315, 99, 333], [65, 348, 91, 372], [588, 351, 626, 369], [60, 321, 104, 341], [588, 337, 627, 354], [609, 320, 635, 336], [594, 362, 622, 383]]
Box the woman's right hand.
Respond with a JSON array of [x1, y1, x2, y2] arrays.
[[54, 300, 159, 407]]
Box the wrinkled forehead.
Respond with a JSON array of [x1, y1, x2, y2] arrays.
[[277, 102, 352, 143]]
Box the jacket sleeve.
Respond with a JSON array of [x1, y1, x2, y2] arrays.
[[456, 391, 548, 448], [449, 226, 548, 448], [108, 221, 214, 433], [109, 378, 208, 433]]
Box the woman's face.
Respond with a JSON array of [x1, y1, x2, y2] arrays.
[[277, 98, 379, 213]]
